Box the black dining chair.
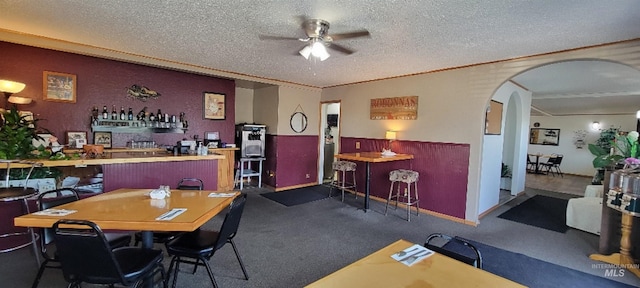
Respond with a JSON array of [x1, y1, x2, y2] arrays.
[[526, 154, 536, 173], [177, 178, 204, 190], [31, 188, 132, 288], [165, 193, 249, 288], [53, 219, 166, 288], [133, 178, 204, 246], [540, 154, 563, 177], [424, 233, 483, 269]]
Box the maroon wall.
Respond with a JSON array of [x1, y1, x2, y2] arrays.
[[102, 160, 218, 191], [341, 137, 470, 219], [0, 41, 236, 147], [263, 135, 277, 187], [263, 134, 319, 189]]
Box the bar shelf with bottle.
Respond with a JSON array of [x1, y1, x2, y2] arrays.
[[91, 119, 187, 134]]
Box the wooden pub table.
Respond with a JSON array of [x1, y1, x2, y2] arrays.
[[14, 188, 239, 249], [335, 152, 414, 211], [305, 239, 526, 288]]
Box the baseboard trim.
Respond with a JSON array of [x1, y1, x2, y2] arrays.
[[274, 182, 317, 192]]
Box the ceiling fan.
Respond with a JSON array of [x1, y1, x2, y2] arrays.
[[259, 17, 370, 61]]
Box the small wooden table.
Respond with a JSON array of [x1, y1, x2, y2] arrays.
[[305, 239, 526, 288], [14, 188, 238, 249], [335, 152, 413, 211]]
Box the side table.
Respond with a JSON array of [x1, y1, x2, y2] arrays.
[[589, 188, 640, 278]]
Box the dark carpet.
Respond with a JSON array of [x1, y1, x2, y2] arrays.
[[498, 195, 569, 233], [462, 239, 636, 288], [261, 185, 331, 206]]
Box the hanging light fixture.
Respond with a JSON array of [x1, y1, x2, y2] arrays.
[[299, 39, 330, 61], [0, 79, 28, 109]]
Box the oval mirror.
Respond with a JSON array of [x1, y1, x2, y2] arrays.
[[290, 112, 308, 133]]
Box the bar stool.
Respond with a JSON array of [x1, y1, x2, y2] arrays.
[[0, 160, 42, 266], [329, 160, 357, 202], [385, 169, 419, 221]]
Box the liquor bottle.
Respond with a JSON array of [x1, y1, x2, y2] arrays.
[[157, 109, 162, 122], [102, 106, 108, 120], [91, 106, 99, 120], [120, 107, 126, 120], [111, 105, 117, 120], [149, 112, 155, 122], [137, 106, 147, 121], [127, 108, 134, 120]]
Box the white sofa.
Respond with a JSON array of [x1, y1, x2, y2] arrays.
[[566, 185, 604, 235]]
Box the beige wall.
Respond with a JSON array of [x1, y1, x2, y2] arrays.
[[235, 87, 254, 124], [253, 86, 279, 134], [277, 86, 322, 136]]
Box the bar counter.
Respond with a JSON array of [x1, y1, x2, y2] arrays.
[[10, 152, 222, 168], [7, 147, 238, 192]]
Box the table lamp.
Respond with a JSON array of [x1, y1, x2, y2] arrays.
[[0, 79, 28, 109], [385, 130, 397, 151]]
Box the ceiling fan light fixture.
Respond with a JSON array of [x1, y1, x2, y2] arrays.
[[299, 45, 312, 59], [311, 41, 329, 60], [299, 40, 330, 61]]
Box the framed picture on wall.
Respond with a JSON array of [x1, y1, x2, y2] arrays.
[[66, 131, 87, 148], [43, 71, 77, 103], [93, 131, 112, 148], [529, 128, 560, 146], [484, 100, 503, 135], [203, 92, 226, 120]]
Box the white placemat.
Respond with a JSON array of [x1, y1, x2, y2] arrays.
[[34, 209, 77, 216], [156, 208, 187, 220], [391, 244, 434, 267], [208, 192, 236, 198]]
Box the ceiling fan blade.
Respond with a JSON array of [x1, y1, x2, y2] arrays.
[[328, 30, 370, 41], [259, 34, 306, 41], [294, 15, 310, 26], [327, 43, 355, 55]]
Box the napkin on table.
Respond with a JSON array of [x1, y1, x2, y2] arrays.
[[391, 244, 434, 267], [34, 209, 77, 216], [208, 192, 236, 198], [156, 208, 187, 220]]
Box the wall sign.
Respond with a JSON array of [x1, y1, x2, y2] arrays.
[[370, 96, 418, 120]]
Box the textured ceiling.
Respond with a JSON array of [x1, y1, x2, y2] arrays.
[[1, 0, 640, 115]]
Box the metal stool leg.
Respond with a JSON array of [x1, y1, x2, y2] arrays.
[[385, 181, 395, 215], [340, 170, 346, 202]]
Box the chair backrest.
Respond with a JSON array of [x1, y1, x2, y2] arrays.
[[424, 233, 483, 269], [37, 188, 79, 248], [177, 178, 204, 190], [545, 154, 558, 164], [527, 155, 535, 164], [554, 154, 564, 165], [214, 193, 247, 251], [53, 219, 126, 285]]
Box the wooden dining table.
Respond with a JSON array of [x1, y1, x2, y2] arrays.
[[14, 188, 239, 249], [335, 152, 413, 211], [305, 239, 526, 288]]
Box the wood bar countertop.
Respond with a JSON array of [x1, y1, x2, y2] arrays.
[[10, 150, 225, 168]]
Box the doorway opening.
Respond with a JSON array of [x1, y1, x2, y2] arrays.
[[318, 101, 340, 184]]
